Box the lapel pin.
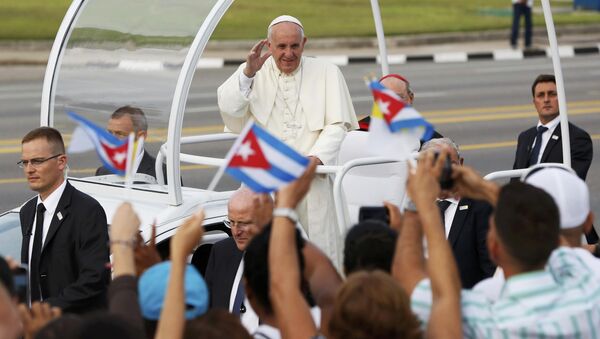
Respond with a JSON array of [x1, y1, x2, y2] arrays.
[[57, 212, 63, 221], [459, 205, 469, 211], [551, 135, 559, 140]]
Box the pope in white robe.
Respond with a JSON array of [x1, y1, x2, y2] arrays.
[[217, 15, 358, 267]]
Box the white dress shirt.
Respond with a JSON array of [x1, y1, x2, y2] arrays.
[[252, 307, 321, 339], [440, 198, 459, 238], [512, 0, 533, 7], [230, 258, 260, 333], [533, 115, 560, 165]]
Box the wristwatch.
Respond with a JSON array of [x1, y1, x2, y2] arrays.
[[273, 207, 299, 224], [404, 198, 418, 212]]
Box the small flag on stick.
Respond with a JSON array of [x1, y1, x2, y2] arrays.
[[367, 80, 434, 157], [208, 121, 309, 193]]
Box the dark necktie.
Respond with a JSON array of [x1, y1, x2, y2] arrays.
[[528, 126, 548, 166], [437, 200, 452, 228], [232, 277, 245, 315], [30, 203, 46, 302]]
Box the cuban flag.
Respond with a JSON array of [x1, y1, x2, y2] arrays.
[[211, 121, 309, 193], [369, 80, 433, 138], [67, 111, 129, 175], [367, 80, 434, 157]]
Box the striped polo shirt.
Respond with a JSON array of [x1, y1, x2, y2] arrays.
[[411, 247, 600, 338]]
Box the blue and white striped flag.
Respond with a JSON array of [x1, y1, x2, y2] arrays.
[[209, 121, 309, 193]]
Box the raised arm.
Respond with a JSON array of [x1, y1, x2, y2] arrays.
[[108, 203, 144, 334], [154, 210, 205, 339], [269, 159, 319, 339], [302, 242, 343, 338], [451, 164, 500, 207], [391, 204, 426, 296], [408, 150, 462, 339]]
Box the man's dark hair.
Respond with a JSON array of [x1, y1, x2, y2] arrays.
[[35, 314, 82, 339], [75, 313, 143, 339], [184, 309, 251, 339], [344, 221, 397, 275], [21, 127, 66, 154], [243, 224, 311, 315], [112, 106, 148, 132], [494, 182, 559, 270], [531, 74, 556, 97]]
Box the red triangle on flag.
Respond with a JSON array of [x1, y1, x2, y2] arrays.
[[100, 140, 129, 171], [229, 129, 271, 169], [373, 90, 405, 124]]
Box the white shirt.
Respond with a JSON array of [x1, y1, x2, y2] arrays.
[[229, 258, 260, 333], [229, 258, 244, 313], [512, 0, 533, 7], [239, 71, 254, 98], [252, 307, 321, 339], [473, 247, 600, 302], [28, 179, 67, 299], [412, 247, 600, 337], [533, 115, 560, 164], [439, 198, 459, 238]]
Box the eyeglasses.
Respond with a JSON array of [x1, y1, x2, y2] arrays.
[[17, 154, 63, 169], [108, 130, 130, 140], [223, 217, 253, 229]]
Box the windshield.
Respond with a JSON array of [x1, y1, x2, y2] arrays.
[[0, 212, 22, 259], [50, 0, 220, 192]]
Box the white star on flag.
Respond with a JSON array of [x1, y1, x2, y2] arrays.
[[113, 151, 127, 165], [236, 141, 255, 161], [377, 99, 391, 115]]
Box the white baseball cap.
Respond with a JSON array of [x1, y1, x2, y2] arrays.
[[523, 165, 590, 229]]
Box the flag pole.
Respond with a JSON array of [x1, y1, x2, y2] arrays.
[[124, 133, 136, 191], [207, 121, 254, 191]]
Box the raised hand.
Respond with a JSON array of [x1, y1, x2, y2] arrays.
[[383, 201, 403, 232], [275, 158, 318, 209], [110, 202, 140, 243], [243, 39, 272, 78], [18, 302, 61, 339], [249, 194, 274, 238], [134, 222, 161, 276], [407, 149, 446, 208], [451, 165, 499, 205], [170, 209, 205, 260]]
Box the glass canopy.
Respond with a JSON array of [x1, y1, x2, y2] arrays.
[[42, 0, 232, 204]]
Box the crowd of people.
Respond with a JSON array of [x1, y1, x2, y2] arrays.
[[2, 13, 599, 339]]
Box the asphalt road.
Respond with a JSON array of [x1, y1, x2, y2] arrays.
[[1, 56, 600, 217]]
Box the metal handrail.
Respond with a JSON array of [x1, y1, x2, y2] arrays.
[[155, 133, 238, 184], [483, 169, 528, 181]]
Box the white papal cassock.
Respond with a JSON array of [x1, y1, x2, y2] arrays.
[[217, 56, 358, 267]]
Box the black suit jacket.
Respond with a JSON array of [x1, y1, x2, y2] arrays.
[[95, 150, 165, 179], [20, 182, 110, 313], [513, 122, 593, 180], [448, 198, 496, 289], [204, 237, 243, 310]]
